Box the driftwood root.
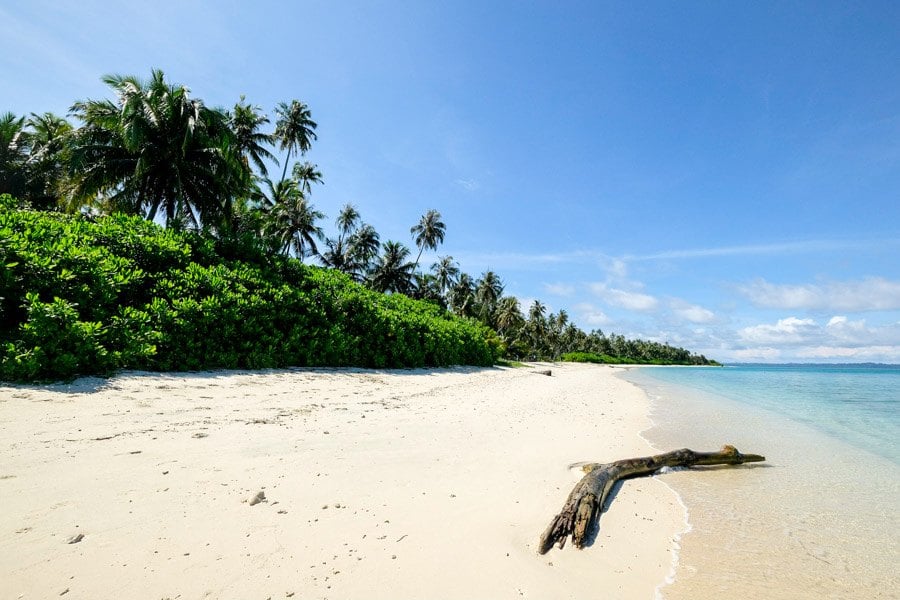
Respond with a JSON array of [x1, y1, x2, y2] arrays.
[[538, 445, 765, 554]]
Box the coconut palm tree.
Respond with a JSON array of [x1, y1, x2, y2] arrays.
[[369, 240, 414, 294], [430, 255, 460, 299], [334, 203, 361, 244], [449, 272, 476, 317], [229, 96, 276, 177], [68, 69, 242, 226], [475, 270, 503, 324], [265, 191, 324, 259], [495, 296, 524, 336], [292, 161, 323, 195], [274, 100, 317, 185], [0, 112, 29, 198], [410, 209, 446, 272], [25, 112, 73, 209], [346, 223, 381, 281]]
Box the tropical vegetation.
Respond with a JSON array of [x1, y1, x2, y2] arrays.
[[1, 69, 715, 381]]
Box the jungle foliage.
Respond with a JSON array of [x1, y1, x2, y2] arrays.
[[0, 200, 499, 381]]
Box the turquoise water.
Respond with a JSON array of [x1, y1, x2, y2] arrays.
[[636, 364, 900, 464], [621, 364, 900, 599]]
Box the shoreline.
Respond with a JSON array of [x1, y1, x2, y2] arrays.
[[1, 363, 683, 599], [624, 366, 900, 599]]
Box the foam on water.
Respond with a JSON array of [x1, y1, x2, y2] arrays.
[[623, 365, 900, 599]]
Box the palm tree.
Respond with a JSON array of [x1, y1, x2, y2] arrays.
[[292, 161, 323, 195], [410, 209, 446, 272], [229, 96, 276, 177], [412, 273, 445, 306], [495, 296, 523, 336], [430, 255, 460, 299], [449, 272, 476, 317], [526, 300, 548, 358], [334, 203, 361, 245], [253, 176, 297, 209], [346, 223, 380, 281], [274, 100, 317, 185], [25, 112, 73, 209], [369, 240, 414, 294], [265, 191, 324, 259], [68, 69, 242, 227], [475, 270, 503, 324], [0, 112, 29, 198]]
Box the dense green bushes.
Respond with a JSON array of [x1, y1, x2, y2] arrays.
[[0, 200, 499, 381]]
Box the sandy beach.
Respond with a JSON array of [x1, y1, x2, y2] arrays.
[[0, 363, 684, 599]]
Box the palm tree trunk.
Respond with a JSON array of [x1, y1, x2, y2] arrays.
[[413, 246, 424, 273], [279, 147, 292, 187]]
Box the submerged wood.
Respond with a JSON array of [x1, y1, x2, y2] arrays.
[[538, 445, 765, 554]]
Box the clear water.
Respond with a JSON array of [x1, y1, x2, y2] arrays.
[[622, 364, 900, 599], [636, 364, 900, 465]]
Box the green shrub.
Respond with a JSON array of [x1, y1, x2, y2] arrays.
[[0, 204, 498, 381]]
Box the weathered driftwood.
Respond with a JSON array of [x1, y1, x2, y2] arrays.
[[538, 445, 765, 554]]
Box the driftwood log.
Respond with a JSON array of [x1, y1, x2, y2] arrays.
[[538, 445, 765, 554]]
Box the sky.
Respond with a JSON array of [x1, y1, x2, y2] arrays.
[[3, 1, 899, 363]]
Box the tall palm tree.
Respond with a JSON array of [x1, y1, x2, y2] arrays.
[[495, 296, 524, 336], [229, 96, 276, 177], [334, 203, 361, 245], [292, 161, 323, 195], [0, 112, 29, 198], [265, 191, 324, 259], [25, 112, 73, 209], [369, 240, 414, 294], [274, 100, 317, 185], [68, 69, 242, 226], [449, 272, 476, 317], [475, 270, 503, 324], [346, 223, 380, 281], [430, 255, 460, 299], [410, 209, 446, 272]]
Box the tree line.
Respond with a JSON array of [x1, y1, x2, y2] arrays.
[[1, 69, 714, 366]]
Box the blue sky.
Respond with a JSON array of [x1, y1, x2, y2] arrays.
[[3, 1, 899, 363]]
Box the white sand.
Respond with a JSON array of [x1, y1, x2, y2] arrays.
[[0, 363, 684, 599]]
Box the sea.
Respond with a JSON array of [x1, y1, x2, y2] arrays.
[[621, 364, 900, 600]]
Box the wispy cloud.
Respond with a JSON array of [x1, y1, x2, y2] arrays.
[[543, 282, 576, 296], [738, 277, 900, 312], [669, 299, 716, 323], [573, 303, 611, 327], [626, 238, 900, 261], [737, 315, 900, 348], [589, 283, 659, 312], [455, 178, 480, 191]]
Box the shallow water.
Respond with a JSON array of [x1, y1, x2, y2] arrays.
[[623, 365, 900, 599]]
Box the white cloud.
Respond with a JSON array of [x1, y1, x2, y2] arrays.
[[669, 299, 716, 323], [590, 283, 659, 312], [543, 282, 576, 297], [730, 347, 783, 361], [793, 345, 900, 361], [573, 303, 611, 327], [738, 317, 819, 345], [738, 277, 900, 312]]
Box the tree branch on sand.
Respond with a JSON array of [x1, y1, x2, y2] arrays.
[[538, 445, 765, 554]]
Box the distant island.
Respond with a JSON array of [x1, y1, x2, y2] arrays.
[[0, 70, 714, 381]]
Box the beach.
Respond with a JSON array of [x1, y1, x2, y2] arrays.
[[0, 363, 684, 599]]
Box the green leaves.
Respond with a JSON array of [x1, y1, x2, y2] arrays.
[[0, 206, 497, 381]]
